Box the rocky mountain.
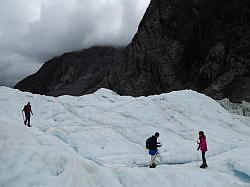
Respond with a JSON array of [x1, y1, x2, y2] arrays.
[[15, 0, 250, 102], [15, 47, 124, 96]]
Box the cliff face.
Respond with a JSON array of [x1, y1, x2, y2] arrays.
[[15, 0, 250, 102], [110, 0, 250, 102], [110, 0, 197, 95], [15, 47, 124, 96]]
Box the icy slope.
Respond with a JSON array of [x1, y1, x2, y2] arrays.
[[0, 86, 250, 187]]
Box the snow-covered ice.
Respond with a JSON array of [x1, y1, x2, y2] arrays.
[[0, 86, 250, 187], [218, 99, 250, 117]]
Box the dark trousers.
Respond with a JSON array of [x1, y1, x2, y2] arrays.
[[24, 113, 31, 127], [202, 151, 206, 165]]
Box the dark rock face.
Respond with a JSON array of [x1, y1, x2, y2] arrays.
[[109, 0, 250, 102], [110, 0, 198, 96], [15, 0, 250, 102], [15, 47, 124, 96]]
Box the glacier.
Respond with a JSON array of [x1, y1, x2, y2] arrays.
[[0, 86, 250, 187]]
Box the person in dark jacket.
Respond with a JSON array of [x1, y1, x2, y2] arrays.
[[197, 131, 208, 168], [147, 132, 162, 168], [22, 102, 33, 127]]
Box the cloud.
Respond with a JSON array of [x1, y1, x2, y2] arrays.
[[0, 54, 41, 86], [0, 0, 150, 87]]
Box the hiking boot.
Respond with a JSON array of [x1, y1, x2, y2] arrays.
[[149, 163, 156, 168], [200, 164, 207, 169]]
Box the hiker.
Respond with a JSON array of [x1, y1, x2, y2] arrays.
[[146, 132, 162, 168], [22, 102, 33, 127], [197, 131, 208, 168]]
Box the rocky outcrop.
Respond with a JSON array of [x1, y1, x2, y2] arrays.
[[15, 0, 250, 102], [109, 0, 198, 96], [15, 47, 124, 96], [108, 0, 250, 102]]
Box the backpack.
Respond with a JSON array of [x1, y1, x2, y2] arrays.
[[146, 136, 154, 149], [24, 105, 31, 113]]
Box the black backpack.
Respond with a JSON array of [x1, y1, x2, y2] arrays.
[[146, 136, 154, 149]]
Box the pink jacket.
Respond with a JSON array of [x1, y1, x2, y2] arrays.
[[199, 136, 207, 152]]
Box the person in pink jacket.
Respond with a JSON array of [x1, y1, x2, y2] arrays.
[[197, 131, 208, 168]]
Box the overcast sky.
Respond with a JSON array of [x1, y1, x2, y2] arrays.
[[0, 0, 150, 87]]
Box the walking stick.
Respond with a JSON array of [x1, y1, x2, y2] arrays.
[[196, 140, 200, 167], [157, 152, 163, 162], [22, 111, 25, 125], [22, 111, 24, 120], [196, 150, 199, 167]]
